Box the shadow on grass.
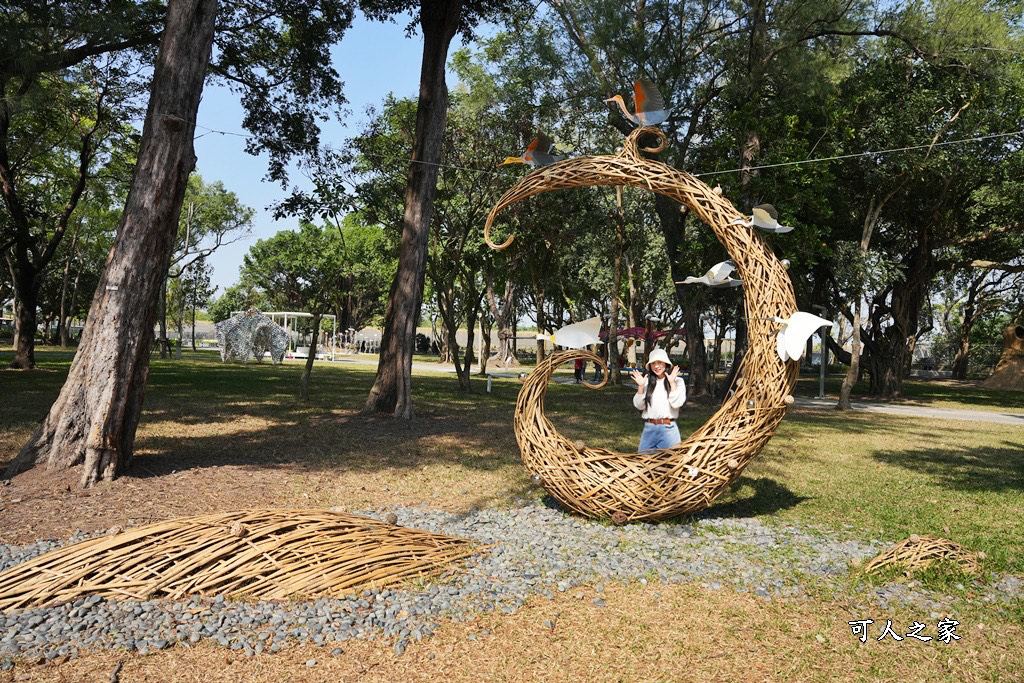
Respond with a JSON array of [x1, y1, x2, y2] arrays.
[[0, 350, 615, 484], [872, 441, 1024, 493], [693, 476, 810, 520]]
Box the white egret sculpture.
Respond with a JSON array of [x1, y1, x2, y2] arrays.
[[679, 259, 742, 288], [731, 203, 794, 233], [537, 316, 604, 349], [771, 312, 833, 362]]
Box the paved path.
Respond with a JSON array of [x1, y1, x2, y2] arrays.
[[792, 397, 1024, 426]]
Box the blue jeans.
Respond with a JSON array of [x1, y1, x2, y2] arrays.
[[638, 421, 681, 453]]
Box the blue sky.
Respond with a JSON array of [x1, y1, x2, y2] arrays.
[[195, 13, 472, 293]]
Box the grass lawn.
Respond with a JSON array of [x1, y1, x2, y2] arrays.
[[2, 350, 1022, 566], [1, 349, 1022, 681]]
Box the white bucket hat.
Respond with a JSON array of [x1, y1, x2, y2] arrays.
[[646, 348, 671, 367]]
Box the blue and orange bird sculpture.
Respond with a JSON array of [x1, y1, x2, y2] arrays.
[[604, 77, 670, 127], [498, 133, 565, 168]]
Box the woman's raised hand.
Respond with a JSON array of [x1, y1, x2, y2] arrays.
[[667, 365, 682, 386], [630, 369, 645, 390]]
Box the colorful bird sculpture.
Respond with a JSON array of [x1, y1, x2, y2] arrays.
[[679, 260, 742, 288], [604, 78, 670, 127], [730, 203, 794, 233], [537, 317, 604, 349], [498, 133, 565, 168], [770, 312, 833, 362]]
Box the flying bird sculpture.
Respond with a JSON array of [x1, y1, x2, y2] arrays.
[[770, 312, 833, 362], [604, 78, 670, 127], [537, 317, 604, 349], [730, 203, 794, 233], [679, 260, 742, 288], [498, 133, 565, 168]]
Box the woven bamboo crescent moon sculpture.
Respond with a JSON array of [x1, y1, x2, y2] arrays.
[[485, 126, 799, 522]]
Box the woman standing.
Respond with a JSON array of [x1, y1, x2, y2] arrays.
[[631, 348, 686, 452]]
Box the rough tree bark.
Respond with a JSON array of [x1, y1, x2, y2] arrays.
[[362, 0, 463, 419], [7, 0, 220, 485]]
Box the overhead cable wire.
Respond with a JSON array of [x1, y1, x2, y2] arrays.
[[157, 113, 1024, 180]]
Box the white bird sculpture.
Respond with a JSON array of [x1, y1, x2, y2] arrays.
[[771, 312, 833, 362], [731, 203, 794, 233], [537, 316, 604, 349], [678, 259, 742, 288]]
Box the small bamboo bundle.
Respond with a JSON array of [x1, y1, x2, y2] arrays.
[[0, 509, 479, 610], [862, 535, 982, 576]]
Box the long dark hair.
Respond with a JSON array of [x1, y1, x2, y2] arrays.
[[644, 371, 672, 408]]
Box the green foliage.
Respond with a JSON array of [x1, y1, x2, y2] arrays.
[[242, 223, 344, 314], [207, 283, 268, 323]]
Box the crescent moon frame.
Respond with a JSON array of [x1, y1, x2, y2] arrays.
[[485, 127, 799, 522]]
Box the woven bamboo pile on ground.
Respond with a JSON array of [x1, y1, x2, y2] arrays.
[[486, 126, 799, 522], [0, 510, 479, 610], [861, 535, 982, 576]]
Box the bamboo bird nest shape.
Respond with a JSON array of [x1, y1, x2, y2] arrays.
[[487, 127, 799, 522], [0, 510, 479, 610], [862, 535, 982, 576]]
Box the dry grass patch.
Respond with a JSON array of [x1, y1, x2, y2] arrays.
[[3, 582, 1017, 683]]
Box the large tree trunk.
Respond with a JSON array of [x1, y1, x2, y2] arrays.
[[362, 0, 463, 419], [10, 267, 37, 368], [299, 313, 321, 401], [7, 0, 219, 485], [866, 250, 933, 398]]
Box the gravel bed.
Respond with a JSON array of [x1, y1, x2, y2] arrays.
[[0, 502, 1020, 668]]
